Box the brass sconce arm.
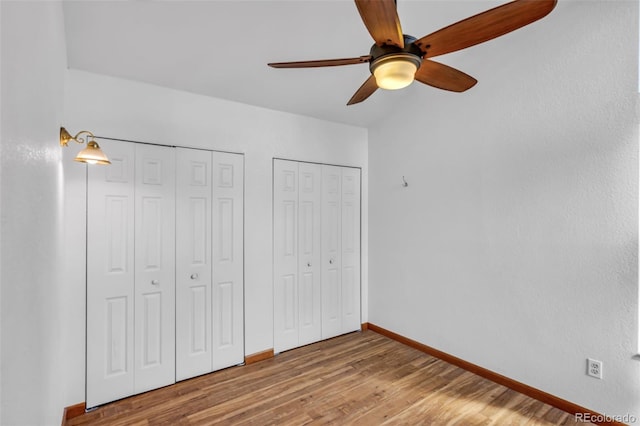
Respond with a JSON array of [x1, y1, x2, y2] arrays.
[[60, 127, 96, 147]]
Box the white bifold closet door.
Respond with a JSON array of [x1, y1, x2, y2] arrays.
[[87, 142, 244, 407], [273, 160, 360, 353], [338, 166, 361, 336], [321, 165, 361, 339], [273, 160, 322, 353], [175, 148, 244, 381], [87, 141, 176, 408]]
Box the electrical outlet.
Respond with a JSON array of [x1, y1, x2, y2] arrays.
[[587, 358, 603, 379]]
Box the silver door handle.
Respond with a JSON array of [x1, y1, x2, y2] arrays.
[[190, 273, 198, 280], [151, 280, 159, 285]]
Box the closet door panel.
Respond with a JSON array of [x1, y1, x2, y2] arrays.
[[87, 140, 135, 408], [275, 161, 361, 349], [134, 144, 176, 393], [273, 160, 299, 353], [211, 152, 244, 369], [321, 165, 343, 339], [341, 167, 361, 333], [298, 162, 322, 346], [176, 148, 213, 380]]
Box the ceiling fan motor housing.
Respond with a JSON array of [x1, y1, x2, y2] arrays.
[[368, 34, 423, 73]]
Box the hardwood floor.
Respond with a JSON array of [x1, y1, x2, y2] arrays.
[[68, 330, 590, 425]]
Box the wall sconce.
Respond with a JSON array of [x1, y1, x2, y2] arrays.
[[59, 127, 111, 165]]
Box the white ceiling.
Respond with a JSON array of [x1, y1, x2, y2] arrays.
[[62, 0, 558, 128]]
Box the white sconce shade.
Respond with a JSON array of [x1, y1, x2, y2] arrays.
[[74, 141, 111, 165]]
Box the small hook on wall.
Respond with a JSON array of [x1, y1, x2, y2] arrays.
[[401, 176, 408, 187]]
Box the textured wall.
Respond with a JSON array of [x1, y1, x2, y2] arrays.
[[0, 1, 68, 425], [368, 0, 639, 418]]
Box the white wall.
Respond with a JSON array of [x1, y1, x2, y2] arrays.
[[368, 0, 639, 418], [62, 69, 368, 408], [0, 1, 68, 425]]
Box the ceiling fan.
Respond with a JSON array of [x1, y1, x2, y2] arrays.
[[268, 0, 557, 105]]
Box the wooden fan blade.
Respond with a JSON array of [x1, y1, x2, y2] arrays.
[[415, 0, 557, 58], [347, 75, 378, 105], [268, 56, 371, 68], [414, 60, 477, 92], [355, 0, 404, 48]]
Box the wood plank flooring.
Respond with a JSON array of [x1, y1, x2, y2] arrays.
[[68, 330, 590, 425]]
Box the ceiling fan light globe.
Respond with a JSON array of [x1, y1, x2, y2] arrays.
[[371, 56, 419, 90]]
